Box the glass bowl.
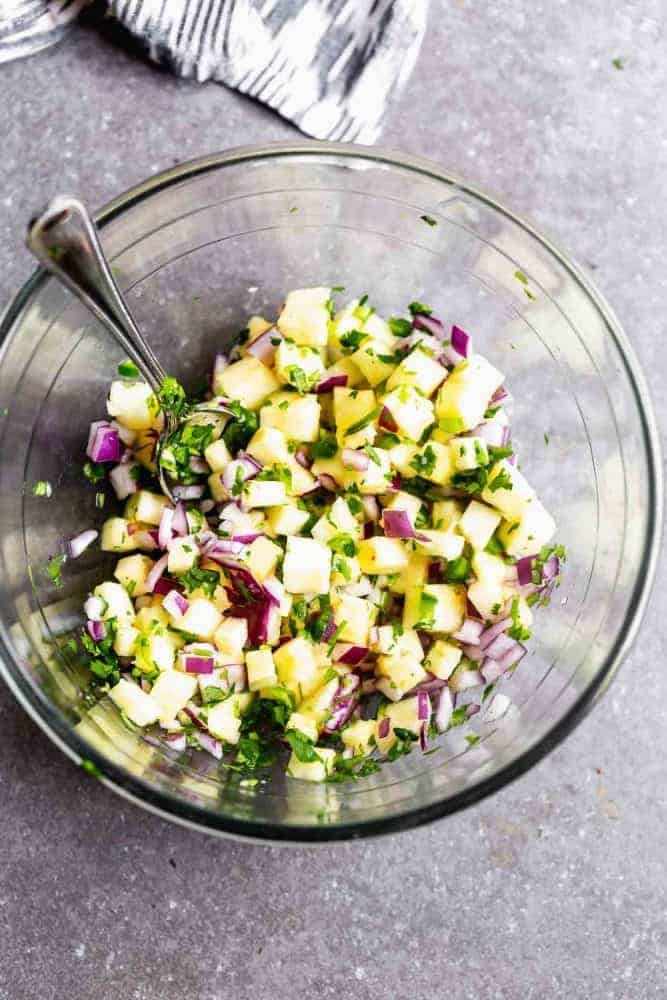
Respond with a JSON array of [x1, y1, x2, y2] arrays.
[[0, 143, 661, 843]]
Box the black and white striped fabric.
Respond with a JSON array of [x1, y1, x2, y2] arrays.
[[1, 0, 427, 142], [0, 0, 85, 63]]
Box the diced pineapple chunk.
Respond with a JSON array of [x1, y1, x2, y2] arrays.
[[497, 500, 556, 557], [277, 287, 331, 347], [213, 617, 248, 663], [311, 496, 362, 544], [383, 696, 423, 735], [331, 553, 362, 586], [150, 671, 198, 725], [334, 387, 377, 449], [244, 480, 287, 509], [376, 655, 427, 702], [331, 592, 374, 645], [387, 551, 430, 594], [458, 500, 501, 550], [260, 391, 321, 442], [217, 356, 281, 409], [350, 340, 397, 387], [244, 536, 282, 581], [435, 355, 504, 432], [135, 629, 177, 673], [320, 356, 364, 388], [310, 453, 347, 488], [287, 747, 336, 782], [467, 550, 508, 618], [207, 692, 254, 744], [381, 386, 434, 441], [204, 437, 232, 473], [286, 711, 320, 743], [93, 581, 135, 623], [481, 459, 536, 519], [341, 719, 376, 756], [357, 537, 408, 575], [208, 470, 228, 503], [107, 380, 159, 431], [167, 535, 199, 575], [414, 529, 464, 559], [274, 340, 325, 389], [342, 448, 393, 494], [412, 440, 453, 485], [132, 427, 160, 473], [113, 624, 139, 657], [265, 502, 310, 536], [134, 604, 169, 632], [425, 639, 462, 680], [299, 676, 339, 721], [179, 598, 222, 640], [246, 648, 278, 691], [243, 315, 273, 349], [403, 584, 466, 633], [431, 499, 465, 531], [372, 626, 423, 658], [109, 678, 159, 726], [245, 426, 291, 466], [282, 538, 331, 594], [387, 443, 419, 477], [386, 348, 446, 397], [124, 490, 172, 526], [100, 517, 137, 553], [113, 554, 155, 597], [274, 636, 323, 700], [449, 436, 489, 471]]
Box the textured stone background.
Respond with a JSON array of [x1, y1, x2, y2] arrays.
[[1, 3, 665, 998]]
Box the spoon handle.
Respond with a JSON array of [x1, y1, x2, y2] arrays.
[[26, 195, 166, 394]]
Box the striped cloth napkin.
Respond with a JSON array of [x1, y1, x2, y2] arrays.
[[1, 0, 428, 142]]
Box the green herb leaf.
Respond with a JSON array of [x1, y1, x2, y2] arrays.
[[157, 376, 189, 420], [410, 444, 436, 477], [345, 405, 381, 437], [222, 401, 259, 455], [285, 730, 322, 763], [339, 329, 368, 353], [388, 317, 413, 338], [83, 460, 106, 483], [408, 301, 433, 317], [31, 480, 52, 498], [420, 214, 437, 227]]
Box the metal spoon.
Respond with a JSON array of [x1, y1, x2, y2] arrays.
[[26, 195, 226, 502]]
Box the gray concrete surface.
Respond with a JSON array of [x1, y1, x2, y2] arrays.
[[1, 2, 665, 998]]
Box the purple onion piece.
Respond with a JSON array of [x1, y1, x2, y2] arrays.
[[316, 373, 348, 393]]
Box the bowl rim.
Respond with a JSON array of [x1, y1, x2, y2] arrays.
[[0, 140, 662, 844]]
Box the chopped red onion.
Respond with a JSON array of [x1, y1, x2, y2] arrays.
[[108, 462, 138, 500], [323, 693, 360, 734], [144, 553, 169, 594], [158, 506, 174, 549], [68, 529, 98, 559], [172, 501, 189, 537], [87, 421, 121, 463], [225, 663, 247, 692], [453, 617, 484, 644], [361, 496, 379, 521], [332, 643, 368, 665], [481, 659, 508, 684], [461, 643, 485, 663], [377, 717, 390, 739], [184, 703, 208, 731], [222, 455, 261, 493], [84, 595, 105, 621], [341, 448, 369, 471], [321, 614, 337, 644], [294, 445, 313, 469], [231, 533, 262, 545], [316, 373, 348, 393], [189, 455, 210, 475], [205, 538, 246, 561], [378, 406, 398, 432], [414, 676, 447, 694], [382, 509, 416, 539], [451, 325, 472, 358], [317, 473, 339, 492], [172, 483, 205, 500], [490, 385, 510, 405], [479, 618, 511, 651], [400, 331, 443, 356], [434, 687, 454, 732], [153, 576, 181, 596], [417, 690, 431, 722], [413, 313, 446, 339], [484, 632, 518, 661], [86, 619, 106, 642], [163, 589, 189, 617], [472, 421, 508, 448], [181, 653, 215, 675], [163, 732, 187, 752], [194, 730, 223, 759], [246, 326, 280, 365]]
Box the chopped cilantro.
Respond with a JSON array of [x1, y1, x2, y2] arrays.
[[285, 365, 317, 394], [410, 444, 436, 477], [222, 401, 258, 454], [235, 732, 275, 771], [445, 557, 470, 583], [180, 566, 219, 599], [420, 214, 437, 227], [415, 590, 437, 628], [514, 270, 528, 285], [544, 432, 550, 445], [157, 376, 189, 420], [507, 595, 531, 642], [311, 432, 338, 460], [612, 56, 624, 70], [450, 705, 467, 727], [339, 329, 368, 353], [45, 552, 66, 588], [80, 758, 102, 779], [202, 686, 226, 705], [377, 431, 401, 449], [231, 464, 245, 497], [327, 755, 381, 782], [465, 734, 480, 746], [285, 730, 321, 763], [487, 467, 513, 493], [328, 533, 357, 558], [387, 727, 418, 761], [365, 444, 381, 466]]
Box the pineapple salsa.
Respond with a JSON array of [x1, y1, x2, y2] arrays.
[[79, 287, 563, 783]]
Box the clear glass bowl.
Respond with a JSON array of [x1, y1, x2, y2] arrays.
[[0, 143, 661, 842]]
